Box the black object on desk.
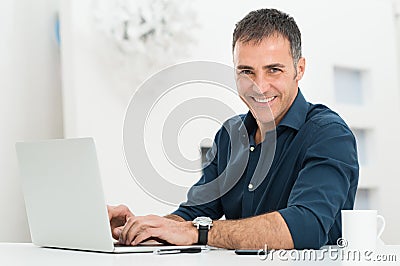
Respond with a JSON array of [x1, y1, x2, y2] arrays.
[[235, 249, 268, 255], [154, 247, 202, 255]]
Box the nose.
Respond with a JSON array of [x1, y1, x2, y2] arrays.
[[253, 75, 270, 95]]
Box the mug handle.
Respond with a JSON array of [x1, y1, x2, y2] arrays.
[[377, 215, 386, 239]]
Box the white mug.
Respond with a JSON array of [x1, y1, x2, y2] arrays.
[[341, 210, 385, 251]]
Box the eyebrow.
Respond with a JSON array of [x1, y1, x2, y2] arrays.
[[236, 63, 286, 70]]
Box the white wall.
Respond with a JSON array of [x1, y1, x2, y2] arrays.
[[0, 0, 63, 242]]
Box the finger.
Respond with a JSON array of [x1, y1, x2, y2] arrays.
[[109, 205, 136, 233], [123, 216, 160, 245], [112, 226, 123, 240], [125, 218, 146, 245], [120, 216, 136, 244], [120, 215, 164, 244], [131, 228, 161, 246]]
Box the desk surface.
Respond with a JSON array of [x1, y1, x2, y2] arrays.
[[1, 243, 399, 265]]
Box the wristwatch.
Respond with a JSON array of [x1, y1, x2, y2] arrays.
[[192, 217, 213, 245]]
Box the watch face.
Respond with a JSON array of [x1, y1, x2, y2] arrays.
[[193, 216, 212, 226]]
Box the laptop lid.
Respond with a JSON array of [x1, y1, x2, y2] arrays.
[[16, 137, 118, 252]]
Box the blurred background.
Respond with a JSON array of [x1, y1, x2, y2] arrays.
[[1, 0, 400, 244]]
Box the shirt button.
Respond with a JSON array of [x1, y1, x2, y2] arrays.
[[249, 146, 255, 152], [248, 183, 253, 190]]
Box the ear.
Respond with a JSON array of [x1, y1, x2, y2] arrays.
[[295, 57, 306, 81]]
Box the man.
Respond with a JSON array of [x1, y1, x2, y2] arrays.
[[108, 8, 359, 250]]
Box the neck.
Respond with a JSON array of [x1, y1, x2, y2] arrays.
[[255, 121, 275, 144]]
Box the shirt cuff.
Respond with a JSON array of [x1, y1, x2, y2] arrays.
[[278, 206, 327, 249]]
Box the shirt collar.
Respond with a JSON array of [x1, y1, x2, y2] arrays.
[[239, 89, 309, 134], [278, 89, 309, 131]]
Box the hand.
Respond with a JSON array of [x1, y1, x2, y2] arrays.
[[119, 214, 198, 246], [107, 204, 134, 240]]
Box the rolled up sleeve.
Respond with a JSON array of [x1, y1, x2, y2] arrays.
[[279, 121, 358, 249]]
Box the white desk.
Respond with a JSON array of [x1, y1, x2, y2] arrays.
[[1, 243, 399, 265]]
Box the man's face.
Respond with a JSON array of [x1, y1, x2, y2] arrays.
[[233, 35, 305, 127]]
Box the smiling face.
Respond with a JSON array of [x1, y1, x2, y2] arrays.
[[234, 35, 305, 130]]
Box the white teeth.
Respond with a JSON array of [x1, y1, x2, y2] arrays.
[[253, 96, 275, 103]]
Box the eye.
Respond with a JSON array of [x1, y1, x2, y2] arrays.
[[268, 68, 282, 74], [238, 69, 254, 75]]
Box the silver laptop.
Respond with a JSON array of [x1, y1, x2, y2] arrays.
[[16, 137, 203, 253]]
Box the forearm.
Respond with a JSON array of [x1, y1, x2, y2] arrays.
[[164, 214, 185, 222], [208, 211, 293, 250]]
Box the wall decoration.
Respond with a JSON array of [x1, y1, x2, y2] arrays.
[[93, 0, 198, 65]]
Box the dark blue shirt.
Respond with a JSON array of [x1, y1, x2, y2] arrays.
[[172, 89, 359, 249]]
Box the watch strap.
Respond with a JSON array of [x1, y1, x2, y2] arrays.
[[197, 225, 209, 245]]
